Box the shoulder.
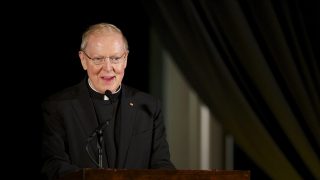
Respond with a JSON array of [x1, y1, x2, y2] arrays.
[[122, 84, 162, 113], [122, 85, 164, 121], [122, 84, 158, 102]]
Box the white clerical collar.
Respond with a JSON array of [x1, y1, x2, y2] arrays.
[[88, 79, 121, 100]]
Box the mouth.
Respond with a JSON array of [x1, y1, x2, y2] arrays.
[[101, 76, 115, 84]]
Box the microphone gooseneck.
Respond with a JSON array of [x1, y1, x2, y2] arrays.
[[86, 120, 109, 168]]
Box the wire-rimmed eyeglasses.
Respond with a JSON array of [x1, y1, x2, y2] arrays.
[[82, 51, 127, 65]]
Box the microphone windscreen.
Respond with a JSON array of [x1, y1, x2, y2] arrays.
[[105, 90, 113, 103], [105, 90, 112, 97]]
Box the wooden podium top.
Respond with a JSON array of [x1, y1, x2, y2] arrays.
[[59, 168, 250, 180]]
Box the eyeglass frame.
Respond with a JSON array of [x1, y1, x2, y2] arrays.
[[81, 50, 127, 65]]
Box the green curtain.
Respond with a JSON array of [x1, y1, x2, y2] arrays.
[[142, 0, 320, 179]]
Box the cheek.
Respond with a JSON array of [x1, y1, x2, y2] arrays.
[[87, 65, 101, 75], [114, 65, 126, 75]]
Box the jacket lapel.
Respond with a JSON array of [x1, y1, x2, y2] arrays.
[[74, 79, 99, 136], [117, 85, 136, 168], [72, 79, 100, 162]]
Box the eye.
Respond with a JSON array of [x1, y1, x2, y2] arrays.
[[92, 57, 104, 62], [110, 57, 121, 63]]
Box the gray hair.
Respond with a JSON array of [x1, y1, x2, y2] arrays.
[[80, 23, 129, 51]]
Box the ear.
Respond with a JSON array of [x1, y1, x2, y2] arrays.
[[79, 51, 88, 70], [123, 59, 128, 69]]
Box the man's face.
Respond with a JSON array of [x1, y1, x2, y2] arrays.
[[79, 32, 128, 93]]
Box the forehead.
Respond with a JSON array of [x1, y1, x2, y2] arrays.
[[86, 32, 124, 50]]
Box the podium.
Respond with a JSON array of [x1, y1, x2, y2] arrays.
[[59, 168, 250, 180]]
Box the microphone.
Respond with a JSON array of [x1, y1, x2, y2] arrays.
[[105, 90, 113, 103]]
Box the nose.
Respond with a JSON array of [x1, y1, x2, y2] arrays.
[[102, 58, 113, 71]]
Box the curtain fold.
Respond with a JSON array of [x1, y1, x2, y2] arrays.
[[142, 0, 320, 179]]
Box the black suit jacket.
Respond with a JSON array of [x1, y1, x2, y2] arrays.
[[41, 79, 174, 180]]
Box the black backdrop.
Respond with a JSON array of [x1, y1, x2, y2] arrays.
[[5, 1, 149, 179]]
